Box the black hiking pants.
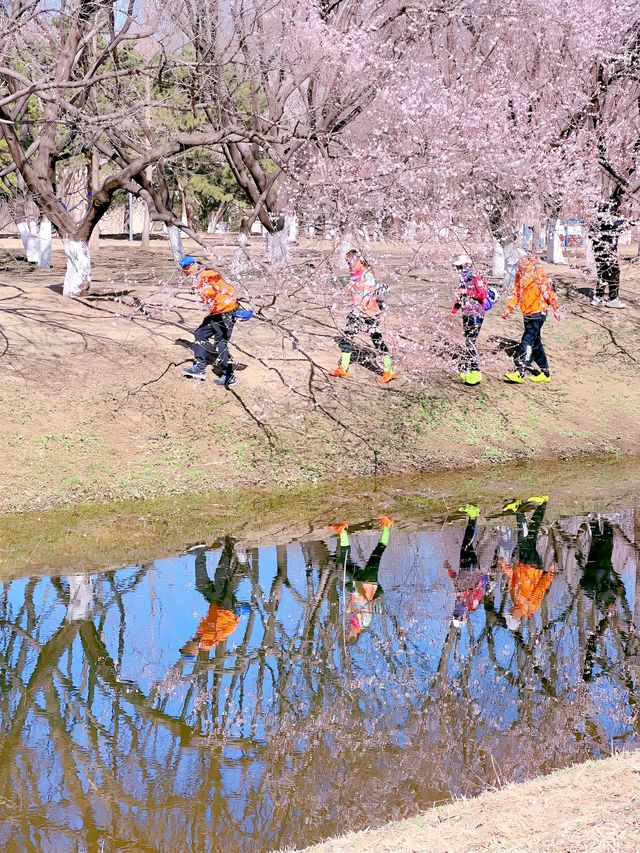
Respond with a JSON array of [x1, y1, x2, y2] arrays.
[[343, 311, 389, 355], [460, 315, 483, 372], [515, 313, 549, 376], [193, 312, 235, 379]]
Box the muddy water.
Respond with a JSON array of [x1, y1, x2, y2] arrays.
[[0, 495, 639, 851]]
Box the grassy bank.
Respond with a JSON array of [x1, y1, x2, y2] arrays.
[[300, 749, 640, 853]]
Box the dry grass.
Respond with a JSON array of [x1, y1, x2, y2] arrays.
[[298, 750, 640, 853]]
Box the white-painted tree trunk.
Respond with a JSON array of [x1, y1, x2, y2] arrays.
[[286, 214, 298, 244], [546, 219, 566, 264], [266, 229, 288, 266], [63, 238, 91, 296], [17, 221, 40, 263], [584, 235, 597, 277], [230, 231, 251, 277], [502, 241, 525, 290], [38, 219, 52, 268], [492, 238, 505, 277], [66, 574, 94, 622], [167, 225, 184, 263]]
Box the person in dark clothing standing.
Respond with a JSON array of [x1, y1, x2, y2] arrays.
[[590, 204, 626, 309]]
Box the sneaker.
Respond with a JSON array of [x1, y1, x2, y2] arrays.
[[504, 371, 524, 384], [465, 370, 482, 386], [184, 365, 207, 380], [328, 522, 349, 534], [527, 495, 549, 505], [329, 366, 350, 379], [377, 370, 396, 385], [529, 373, 551, 383], [377, 515, 395, 528], [502, 499, 522, 513], [591, 296, 604, 306], [605, 298, 626, 309], [214, 375, 237, 387]]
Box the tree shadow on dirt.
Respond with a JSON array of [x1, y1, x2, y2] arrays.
[[173, 337, 247, 373], [487, 335, 520, 358]]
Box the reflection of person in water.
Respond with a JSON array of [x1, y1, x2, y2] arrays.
[[578, 516, 627, 681], [329, 516, 393, 642], [501, 496, 555, 630], [444, 504, 489, 628], [180, 536, 251, 659]]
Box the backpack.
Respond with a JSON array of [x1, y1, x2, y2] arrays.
[[482, 285, 498, 311]]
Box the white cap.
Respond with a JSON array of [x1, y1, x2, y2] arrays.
[[453, 254, 472, 268]]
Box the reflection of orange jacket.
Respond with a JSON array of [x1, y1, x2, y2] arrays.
[[505, 562, 554, 618], [504, 257, 558, 317], [195, 604, 239, 650], [194, 269, 238, 314]]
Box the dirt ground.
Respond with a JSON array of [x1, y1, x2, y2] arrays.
[[299, 749, 640, 853], [0, 233, 639, 514]]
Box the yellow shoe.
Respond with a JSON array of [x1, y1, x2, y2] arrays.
[[504, 371, 524, 384], [529, 373, 551, 383], [329, 365, 350, 379], [502, 499, 522, 513], [458, 504, 480, 519], [528, 495, 549, 505], [377, 370, 396, 385], [465, 370, 482, 386]]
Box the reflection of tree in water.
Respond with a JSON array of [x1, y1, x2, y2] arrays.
[[0, 512, 638, 850]]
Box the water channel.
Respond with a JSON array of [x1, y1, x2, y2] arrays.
[[1, 474, 639, 851]]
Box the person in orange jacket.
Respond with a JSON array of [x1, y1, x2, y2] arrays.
[[329, 249, 396, 385], [500, 496, 555, 630], [179, 254, 239, 387], [180, 536, 251, 659], [502, 254, 560, 384]]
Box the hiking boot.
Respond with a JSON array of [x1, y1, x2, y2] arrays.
[[465, 370, 482, 386], [504, 371, 524, 384], [529, 372, 551, 383], [605, 297, 626, 309], [377, 370, 396, 385], [184, 365, 207, 380], [458, 504, 480, 519], [329, 365, 350, 379], [214, 375, 237, 387]]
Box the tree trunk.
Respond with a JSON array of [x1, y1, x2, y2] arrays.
[[266, 228, 288, 266], [63, 238, 91, 296], [88, 151, 100, 254], [37, 219, 52, 268], [17, 220, 40, 263], [492, 238, 505, 277], [230, 229, 251, 276], [167, 225, 184, 263], [546, 219, 566, 264], [286, 214, 298, 244]]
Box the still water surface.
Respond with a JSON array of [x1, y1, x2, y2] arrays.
[[1, 497, 639, 851]]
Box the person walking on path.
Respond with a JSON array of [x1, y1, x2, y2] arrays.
[[451, 255, 493, 386], [179, 254, 239, 387], [502, 254, 560, 384], [329, 249, 396, 385], [590, 202, 626, 309]]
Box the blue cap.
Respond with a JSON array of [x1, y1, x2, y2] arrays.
[[179, 255, 196, 268]]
